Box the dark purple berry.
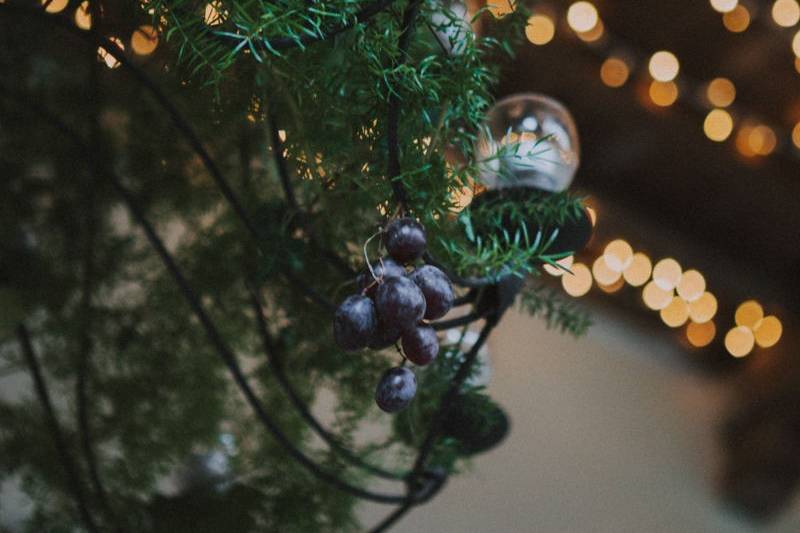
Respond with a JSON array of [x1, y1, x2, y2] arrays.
[[333, 295, 377, 351], [367, 321, 402, 350], [401, 325, 439, 366], [357, 257, 405, 296], [375, 367, 417, 413], [408, 265, 454, 320], [374, 277, 426, 332], [384, 218, 427, 264]]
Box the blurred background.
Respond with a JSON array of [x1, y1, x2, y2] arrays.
[[364, 0, 800, 529], [2, 0, 800, 531]]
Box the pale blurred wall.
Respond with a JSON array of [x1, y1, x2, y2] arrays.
[[360, 306, 800, 532]]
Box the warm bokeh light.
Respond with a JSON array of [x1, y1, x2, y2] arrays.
[[567, 1, 599, 33], [132, 25, 159, 56], [749, 125, 778, 155], [676, 269, 706, 302], [562, 262, 593, 297], [576, 20, 604, 42], [660, 296, 690, 327], [754, 316, 783, 347], [710, 0, 738, 13], [600, 57, 630, 88], [772, 0, 800, 27], [703, 109, 734, 141], [649, 81, 679, 107], [643, 281, 673, 310], [649, 51, 680, 82], [623, 252, 652, 287], [735, 124, 756, 156], [723, 5, 751, 32], [488, 0, 516, 18], [598, 277, 625, 294], [603, 239, 634, 272], [795, 57, 800, 72], [204, 1, 226, 25], [526, 14, 555, 45], [544, 255, 574, 276], [74, 1, 92, 30], [585, 206, 597, 226], [97, 37, 124, 69], [735, 300, 764, 328], [793, 30, 800, 56], [592, 256, 622, 286], [707, 78, 736, 107], [725, 326, 755, 357], [792, 122, 800, 148], [687, 320, 716, 347], [652, 258, 682, 291], [450, 184, 475, 213], [688, 292, 718, 323], [43, 0, 68, 13]]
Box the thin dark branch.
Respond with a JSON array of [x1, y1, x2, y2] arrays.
[[16, 325, 100, 533], [369, 502, 416, 533], [386, 0, 422, 212], [267, 108, 298, 212], [410, 319, 498, 475], [430, 311, 482, 331], [249, 288, 409, 481], [265, 104, 354, 277], [217, 0, 398, 53], [452, 289, 477, 306], [2, 95, 407, 506]]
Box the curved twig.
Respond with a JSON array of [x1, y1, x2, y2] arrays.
[[430, 311, 482, 331], [16, 325, 100, 533], [2, 95, 407, 506], [249, 289, 409, 481]]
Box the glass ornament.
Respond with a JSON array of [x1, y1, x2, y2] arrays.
[[476, 93, 580, 193]]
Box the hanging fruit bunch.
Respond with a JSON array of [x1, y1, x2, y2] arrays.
[[333, 218, 455, 413]]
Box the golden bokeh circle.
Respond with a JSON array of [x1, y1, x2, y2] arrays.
[[725, 326, 755, 357]]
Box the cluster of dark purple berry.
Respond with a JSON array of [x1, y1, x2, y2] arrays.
[[333, 218, 455, 413]]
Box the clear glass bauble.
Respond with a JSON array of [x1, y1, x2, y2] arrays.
[[475, 93, 580, 193]]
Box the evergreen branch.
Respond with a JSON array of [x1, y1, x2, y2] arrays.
[[16, 325, 100, 533], [5, 95, 407, 506], [217, 0, 399, 53], [0, 4, 343, 311]]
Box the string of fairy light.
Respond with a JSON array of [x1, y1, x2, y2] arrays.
[[513, 0, 800, 159], [545, 207, 783, 356], [480, 0, 787, 356]]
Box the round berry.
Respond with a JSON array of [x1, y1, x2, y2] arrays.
[[374, 277, 426, 332], [357, 257, 405, 296], [401, 325, 439, 366], [375, 367, 417, 413], [333, 295, 377, 351], [367, 321, 402, 350], [408, 265, 454, 320], [384, 218, 427, 264]]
